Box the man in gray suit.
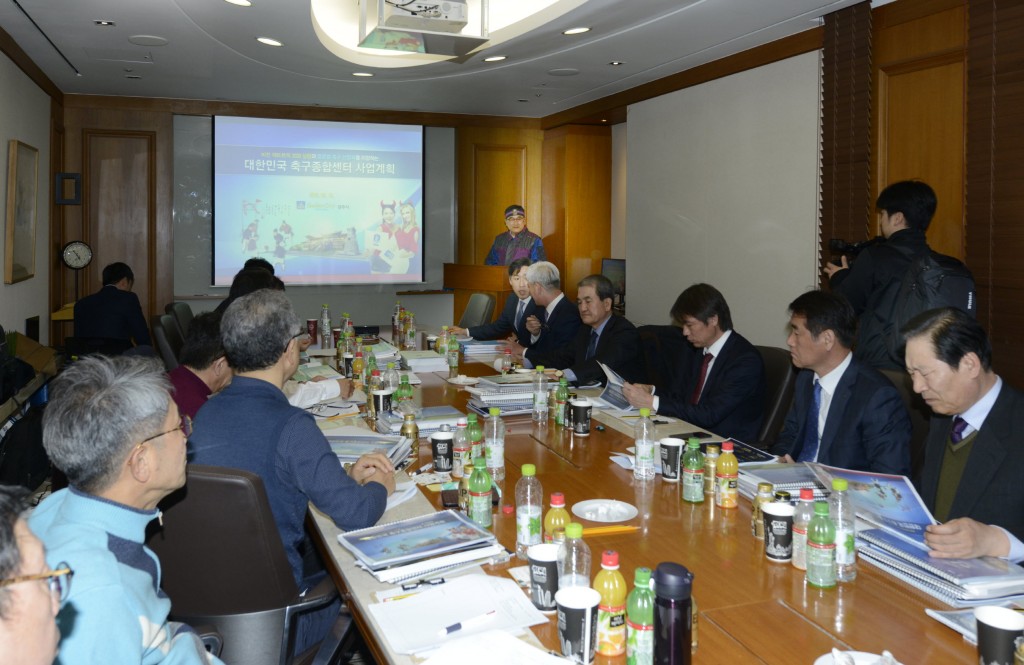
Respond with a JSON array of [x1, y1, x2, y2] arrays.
[[904, 307, 1024, 562]]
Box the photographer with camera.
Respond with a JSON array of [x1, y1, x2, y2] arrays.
[[824, 180, 935, 370]]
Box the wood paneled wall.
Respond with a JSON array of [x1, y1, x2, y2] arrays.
[[541, 126, 611, 301], [873, 0, 966, 260], [455, 126, 543, 266], [52, 103, 173, 344]]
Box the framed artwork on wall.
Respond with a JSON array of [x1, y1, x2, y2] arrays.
[[4, 139, 39, 284]]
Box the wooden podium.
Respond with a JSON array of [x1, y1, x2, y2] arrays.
[[442, 263, 509, 325]]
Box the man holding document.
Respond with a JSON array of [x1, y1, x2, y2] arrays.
[[622, 284, 765, 443], [902, 307, 1024, 562]]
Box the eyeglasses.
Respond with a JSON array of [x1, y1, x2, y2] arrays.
[[0, 562, 74, 602], [140, 415, 193, 444]]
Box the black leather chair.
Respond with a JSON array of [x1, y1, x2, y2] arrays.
[[458, 293, 496, 329], [151, 314, 182, 371], [166, 302, 195, 339], [147, 466, 349, 665], [880, 368, 932, 479], [636, 324, 691, 391], [755, 345, 798, 446]]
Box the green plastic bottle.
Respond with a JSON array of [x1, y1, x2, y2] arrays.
[[806, 501, 836, 588], [555, 378, 570, 426], [626, 567, 655, 665], [467, 456, 493, 528], [681, 438, 705, 503], [447, 333, 460, 378], [466, 413, 483, 461]]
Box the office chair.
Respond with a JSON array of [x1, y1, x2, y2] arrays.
[[880, 368, 932, 479], [458, 293, 496, 329], [166, 302, 195, 339], [151, 314, 182, 371], [755, 345, 797, 446], [636, 325, 691, 390], [147, 466, 349, 665]]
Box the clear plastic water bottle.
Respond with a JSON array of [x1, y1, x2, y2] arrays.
[[452, 417, 470, 479], [391, 301, 402, 340], [633, 407, 656, 480], [318, 304, 331, 349], [791, 487, 816, 571], [557, 522, 591, 589], [829, 478, 857, 582], [447, 334, 460, 379], [515, 463, 543, 559], [383, 362, 400, 393], [437, 325, 450, 356], [484, 406, 506, 482], [404, 311, 417, 349], [343, 312, 355, 339], [501, 347, 513, 375], [532, 366, 549, 424]]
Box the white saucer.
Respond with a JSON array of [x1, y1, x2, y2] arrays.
[[813, 652, 902, 665], [571, 499, 638, 523], [447, 376, 479, 386]]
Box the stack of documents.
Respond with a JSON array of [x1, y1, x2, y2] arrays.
[[324, 433, 412, 468], [738, 462, 826, 500], [459, 339, 507, 356], [400, 350, 449, 373], [376, 405, 464, 435], [338, 510, 505, 584], [366, 340, 400, 364]]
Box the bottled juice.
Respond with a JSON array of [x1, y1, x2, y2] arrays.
[[714, 440, 739, 508], [703, 444, 719, 496], [595, 550, 628, 656], [543, 492, 571, 542]]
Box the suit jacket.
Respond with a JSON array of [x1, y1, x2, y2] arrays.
[[771, 356, 911, 474], [524, 295, 582, 363], [658, 331, 766, 444], [468, 293, 534, 345], [531, 314, 641, 386], [73, 285, 151, 346], [917, 382, 1024, 541]]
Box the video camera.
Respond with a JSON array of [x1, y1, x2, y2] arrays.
[[829, 236, 883, 258]]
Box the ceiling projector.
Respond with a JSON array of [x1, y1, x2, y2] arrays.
[[382, 1, 469, 33]]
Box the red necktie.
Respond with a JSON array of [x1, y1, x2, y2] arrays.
[[690, 352, 714, 405]]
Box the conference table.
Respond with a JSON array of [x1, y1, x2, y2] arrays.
[[308, 344, 975, 664]]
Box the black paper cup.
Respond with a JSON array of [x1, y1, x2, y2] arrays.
[[976, 606, 1024, 665], [556, 586, 601, 663], [430, 431, 454, 472], [527, 543, 560, 613], [570, 399, 592, 437], [371, 390, 392, 416], [659, 437, 684, 482], [762, 501, 795, 562]]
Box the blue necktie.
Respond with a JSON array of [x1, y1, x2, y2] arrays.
[[586, 330, 599, 360], [514, 300, 526, 330], [950, 416, 969, 444], [797, 379, 822, 463]]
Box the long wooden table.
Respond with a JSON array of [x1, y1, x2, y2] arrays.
[[309, 351, 974, 664]]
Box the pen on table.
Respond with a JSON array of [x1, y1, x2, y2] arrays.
[[408, 462, 433, 476], [582, 525, 640, 537], [437, 609, 496, 637]]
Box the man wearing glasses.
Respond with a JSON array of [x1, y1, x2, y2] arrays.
[[29, 356, 221, 664], [0, 485, 69, 665], [484, 204, 547, 266]]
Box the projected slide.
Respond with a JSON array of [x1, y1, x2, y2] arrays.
[[213, 116, 424, 286]]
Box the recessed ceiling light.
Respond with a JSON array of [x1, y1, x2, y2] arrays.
[[484, 55, 507, 62], [125, 75, 141, 80], [257, 37, 283, 46], [352, 72, 374, 77], [94, 20, 116, 27], [517, 99, 529, 103], [609, 61, 624, 66], [224, 0, 252, 5], [562, 27, 590, 35], [601, 119, 607, 123]]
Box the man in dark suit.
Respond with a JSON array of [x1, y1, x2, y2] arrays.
[[73, 262, 152, 351], [903, 307, 1024, 561], [622, 284, 765, 443], [771, 290, 911, 474], [451, 258, 533, 344], [521, 274, 640, 386], [506, 261, 581, 362]]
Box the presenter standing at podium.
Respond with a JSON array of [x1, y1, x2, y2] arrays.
[[485, 204, 546, 265]]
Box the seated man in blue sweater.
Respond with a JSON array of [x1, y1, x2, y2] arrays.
[[190, 288, 395, 653], [30, 356, 222, 664]]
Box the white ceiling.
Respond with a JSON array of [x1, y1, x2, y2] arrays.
[[0, 0, 859, 118]]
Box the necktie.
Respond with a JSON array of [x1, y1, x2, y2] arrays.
[[514, 300, 526, 330], [690, 352, 714, 405], [586, 330, 599, 360], [797, 379, 822, 463], [950, 416, 969, 444]]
